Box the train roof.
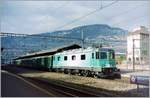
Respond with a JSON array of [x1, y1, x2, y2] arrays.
[[14, 44, 81, 60], [100, 48, 114, 51], [14, 43, 114, 60], [56, 47, 114, 55]]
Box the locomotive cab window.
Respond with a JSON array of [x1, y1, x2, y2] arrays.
[[64, 56, 67, 61], [100, 52, 107, 59], [81, 55, 86, 60], [72, 55, 76, 60]]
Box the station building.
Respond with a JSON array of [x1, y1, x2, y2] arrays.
[[127, 26, 150, 65]]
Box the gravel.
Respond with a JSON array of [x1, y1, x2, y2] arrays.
[[20, 72, 147, 93]]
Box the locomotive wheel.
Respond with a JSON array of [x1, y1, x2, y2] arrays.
[[93, 74, 98, 78], [80, 70, 84, 76], [70, 69, 76, 75], [77, 73, 82, 76], [64, 69, 68, 74], [68, 69, 72, 75], [48, 68, 52, 72], [74, 70, 78, 75], [56, 68, 59, 73], [83, 70, 90, 77], [78, 70, 83, 76], [59, 68, 64, 73], [58, 68, 62, 73]]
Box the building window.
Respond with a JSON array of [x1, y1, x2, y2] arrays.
[[92, 53, 94, 59], [64, 56, 67, 61], [96, 52, 99, 59], [142, 50, 147, 55], [72, 55, 76, 60], [81, 55, 86, 60], [136, 57, 139, 61], [128, 58, 131, 61], [100, 52, 107, 59], [141, 57, 143, 61], [58, 56, 60, 61]]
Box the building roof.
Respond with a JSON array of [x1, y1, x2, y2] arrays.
[[14, 44, 81, 60], [128, 26, 149, 36]]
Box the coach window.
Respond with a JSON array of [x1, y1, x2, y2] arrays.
[[81, 55, 86, 60], [72, 55, 76, 60], [53, 56, 55, 61], [64, 56, 67, 61], [92, 53, 94, 59], [141, 57, 143, 61], [96, 52, 99, 59], [58, 56, 60, 61]]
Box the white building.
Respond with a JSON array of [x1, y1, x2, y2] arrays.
[[127, 26, 150, 65]]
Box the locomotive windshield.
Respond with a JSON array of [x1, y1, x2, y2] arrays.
[[99, 49, 115, 60], [100, 52, 107, 59]]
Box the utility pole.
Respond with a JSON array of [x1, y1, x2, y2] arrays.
[[132, 39, 135, 71], [81, 30, 84, 49]]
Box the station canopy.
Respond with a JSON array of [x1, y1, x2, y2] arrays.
[[15, 44, 81, 60]]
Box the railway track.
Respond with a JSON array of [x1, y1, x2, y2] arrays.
[[24, 77, 111, 97], [2, 68, 115, 96], [1, 65, 126, 97], [2, 69, 99, 97], [1, 65, 129, 84]]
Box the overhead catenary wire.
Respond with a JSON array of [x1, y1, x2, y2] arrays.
[[103, 3, 147, 22], [84, 4, 149, 46], [54, 0, 118, 31], [76, 3, 149, 30], [112, 14, 148, 27], [0, 32, 82, 40], [51, 1, 118, 47], [1, 1, 118, 49]]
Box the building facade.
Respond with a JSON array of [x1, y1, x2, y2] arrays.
[[127, 26, 149, 65]]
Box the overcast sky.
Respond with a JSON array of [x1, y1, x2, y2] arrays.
[[1, 0, 150, 34]]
